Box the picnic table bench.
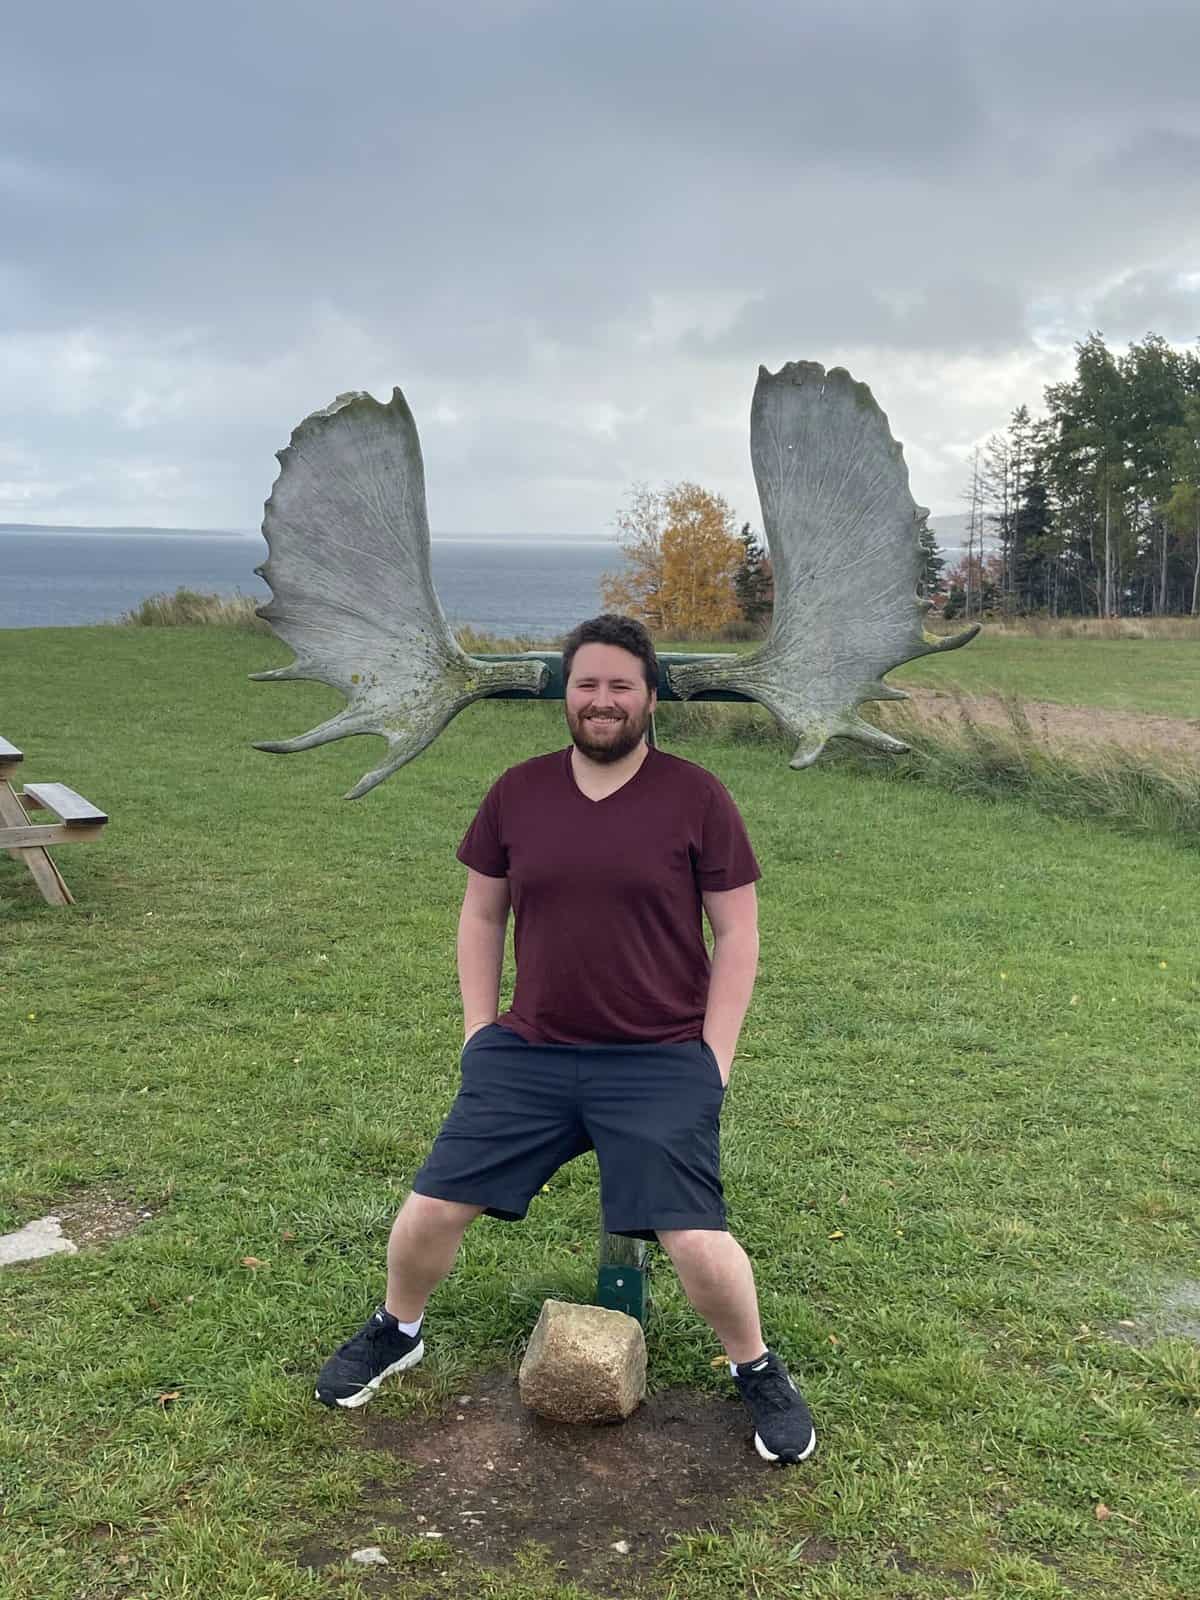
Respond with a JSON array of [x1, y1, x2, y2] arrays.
[[0, 736, 108, 906]]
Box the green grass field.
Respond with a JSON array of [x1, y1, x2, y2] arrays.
[[661, 627, 1200, 720], [893, 632, 1200, 719], [2, 627, 1199, 1599]]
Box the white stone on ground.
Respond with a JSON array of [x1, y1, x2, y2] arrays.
[[0, 1216, 78, 1266], [349, 1546, 388, 1566]]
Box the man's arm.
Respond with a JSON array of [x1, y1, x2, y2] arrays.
[[701, 883, 760, 1084], [458, 868, 512, 1042]]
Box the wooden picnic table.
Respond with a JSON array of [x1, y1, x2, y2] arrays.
[[0, 736, 108, 906]]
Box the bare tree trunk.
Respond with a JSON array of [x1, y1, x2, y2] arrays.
[[964, 448, 979, 620], [996, 445, 1010, 614], [1159, 519, 1169, 616], [1192, 518, 1199, 617], [1102, 490, 1112, 619], [1011, 439, 1026, 615], [1085, 496, 1097, 617], [972, 447, 986, 617]]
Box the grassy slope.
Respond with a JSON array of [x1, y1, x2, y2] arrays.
[[1, 627, 1198, 1599], [891, 632, 1200, 718], [651, 629, 1200, 719]]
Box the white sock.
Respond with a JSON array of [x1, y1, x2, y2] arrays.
[[395, 1316, 423, 1337], [731, 1352, 769, 1376]]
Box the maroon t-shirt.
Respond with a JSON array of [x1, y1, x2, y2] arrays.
[[456, 746, 761, 1045]]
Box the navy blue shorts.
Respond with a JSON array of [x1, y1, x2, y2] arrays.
[[411, 1023, 728, 1241]]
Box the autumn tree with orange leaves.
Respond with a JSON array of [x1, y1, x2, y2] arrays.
[[600, 481, 742, 637]]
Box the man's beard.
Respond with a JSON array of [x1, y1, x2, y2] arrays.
[[567, 703, 652, 764]]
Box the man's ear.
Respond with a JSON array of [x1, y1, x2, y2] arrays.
[[649, 687, 658, 714]]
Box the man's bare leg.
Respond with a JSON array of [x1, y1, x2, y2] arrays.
[[316, 1193, 483, 1407], [656, 1228, 765, 1364], [384, 1193, 484, 1322], [658, 1226, 815, 1463]]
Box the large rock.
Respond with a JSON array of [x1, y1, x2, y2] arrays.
[[518, 1299, 646, 1424]]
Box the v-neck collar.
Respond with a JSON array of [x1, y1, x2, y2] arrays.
[[563, 744, 655, 805]]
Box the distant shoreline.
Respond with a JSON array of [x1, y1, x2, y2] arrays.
[[0, 522, 258, 539], [1, 524, 621, 630], [0, 522, 617, 544]]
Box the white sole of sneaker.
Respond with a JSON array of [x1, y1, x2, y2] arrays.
[[316, 1339, 425, 1409], [755, 1426, 816, 1463]]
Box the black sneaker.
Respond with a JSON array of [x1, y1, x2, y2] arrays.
[[315, 1307, 425, 1408], [733, 1350, 816, 1463]]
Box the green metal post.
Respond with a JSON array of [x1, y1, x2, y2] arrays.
[[596, 1228, 650, 1323]]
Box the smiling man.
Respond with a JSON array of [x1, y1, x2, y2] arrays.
[[316, 613, 815, 1464]]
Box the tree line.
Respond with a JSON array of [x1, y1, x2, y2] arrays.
[[946, 332, 1200, 619], [603, 330, 1200, 635]]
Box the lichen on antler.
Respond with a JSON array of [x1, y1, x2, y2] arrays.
[[668, 361, 978, 766], [252, 388, 547, 798]]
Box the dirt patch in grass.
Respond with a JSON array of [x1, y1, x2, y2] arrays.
[[295, 1372, 822, 1593], [900, 688, 1200, 760], [51, 1187, 156, 1248]]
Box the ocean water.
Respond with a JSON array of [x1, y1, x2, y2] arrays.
[[0, 527, 622, 638]]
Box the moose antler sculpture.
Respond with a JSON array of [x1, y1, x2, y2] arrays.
[[253, 361, 977, 793]]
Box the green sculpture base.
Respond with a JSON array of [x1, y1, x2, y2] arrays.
[[595, 1262, 649, 1324], [596, 1230, 650, 1324]]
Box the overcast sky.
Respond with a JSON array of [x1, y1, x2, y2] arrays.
[[4, 0, 1199, 536]]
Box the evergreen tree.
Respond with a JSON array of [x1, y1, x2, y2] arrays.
[[732, 521, 774, 626], [1043, 333, 1128, 615], [917, 517, 946, 602], [1121, 334, 1189, 613], [1007, 404, 1035, 607], [1165, 391, 1200, 616], [1014, 466, 1053, 612]]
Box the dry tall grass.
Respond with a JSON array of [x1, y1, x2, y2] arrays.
[[118, 590, 269, 630], [658, 695, 1200, 843], [453, 624, 559, 653], [979, 615, 1200, 641], [116, 598, 556, 651], [676, 613, 1200, 644], [116, 589, 1199, 646]]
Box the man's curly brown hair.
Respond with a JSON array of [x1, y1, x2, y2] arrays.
[[561, 613, 659, 693]]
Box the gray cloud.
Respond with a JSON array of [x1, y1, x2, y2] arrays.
[[3, 0, 1200, 530], [680, 275, 1029, 361], [1090, 270, 1200, 346]]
